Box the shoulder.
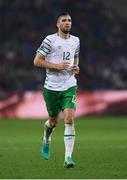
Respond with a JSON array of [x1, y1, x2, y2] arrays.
[[45, 33, 57, 43], [70, 35, 80, 44]]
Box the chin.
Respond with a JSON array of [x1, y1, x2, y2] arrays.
[[62, 30, 71, 34]]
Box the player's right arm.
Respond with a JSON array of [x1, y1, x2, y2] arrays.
[[34, 36, 69, 70], [34, 53, 70, 70]]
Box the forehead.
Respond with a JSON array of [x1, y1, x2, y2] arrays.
[[58, 15, 71, 22]]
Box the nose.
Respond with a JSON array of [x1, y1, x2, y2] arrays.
[[66, 21, 70, 25]]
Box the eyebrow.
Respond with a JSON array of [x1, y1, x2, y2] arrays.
[[61, 18, 71, 21]]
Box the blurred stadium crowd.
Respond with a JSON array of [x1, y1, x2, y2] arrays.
[[1, 0, 127, 93]]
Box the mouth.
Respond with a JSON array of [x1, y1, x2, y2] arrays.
[[65, 26, 70, 29], [61, 26, 71, 33]]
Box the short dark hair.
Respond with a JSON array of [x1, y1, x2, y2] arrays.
[[56, 12, 71, 21]]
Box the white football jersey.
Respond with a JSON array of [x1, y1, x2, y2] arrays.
[[37, 33, 80, 91]]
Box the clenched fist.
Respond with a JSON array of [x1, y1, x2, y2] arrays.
[[56, 61, 70, 70], [71, 65, 80, 74]]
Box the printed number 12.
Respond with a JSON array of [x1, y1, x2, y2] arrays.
[[63, 52, 70, 60]]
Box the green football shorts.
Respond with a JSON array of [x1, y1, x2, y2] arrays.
[[43, 86, 77, 117]]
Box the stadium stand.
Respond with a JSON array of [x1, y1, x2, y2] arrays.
[[1, 0, 127, 93]]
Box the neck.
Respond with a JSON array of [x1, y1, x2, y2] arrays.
[[58, 30, 70, 39]]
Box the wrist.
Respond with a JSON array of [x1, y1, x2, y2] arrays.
[[52, 63, 59, 70]]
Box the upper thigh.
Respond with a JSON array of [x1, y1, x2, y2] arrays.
[[61, 86, 77, 111], [43, 88, 61, 117]]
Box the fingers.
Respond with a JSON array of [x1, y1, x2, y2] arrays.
[[57, 61, 70, 70], [71, 65, 80, 74], [72, 65, 79, 70], [56, 61, 79, 72], [63, 61, 70, 66], [62, 61, 70, 69], [64, 62, 70, 69]]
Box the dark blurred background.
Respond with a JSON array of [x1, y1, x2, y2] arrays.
[[1, 0, 127, 118]]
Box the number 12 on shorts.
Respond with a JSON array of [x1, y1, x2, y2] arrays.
[[72, 95, 76, 104]]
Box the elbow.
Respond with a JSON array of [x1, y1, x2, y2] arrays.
[[34, 59, 38, 66], [33, 53, 45, 67]]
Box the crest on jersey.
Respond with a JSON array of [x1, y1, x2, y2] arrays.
[[71, 45, 76, 50], [58, 46, 61, 49]]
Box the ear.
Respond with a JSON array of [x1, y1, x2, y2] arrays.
[[57, 22, 59, 28]]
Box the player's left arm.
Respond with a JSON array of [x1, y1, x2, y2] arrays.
[[72, 38, 80, 74], [72, 56, 80, 74]]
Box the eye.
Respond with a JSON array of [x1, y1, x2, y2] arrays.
[[62, 19, 66, 22], [61, 18, 71, 22]]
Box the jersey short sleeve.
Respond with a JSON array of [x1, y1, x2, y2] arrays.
[[37, 36, 52, 57], [74, 38, 80, 57]]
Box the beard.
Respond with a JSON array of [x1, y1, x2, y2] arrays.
[[61, 28, 71, 34]]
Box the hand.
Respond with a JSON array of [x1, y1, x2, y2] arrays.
[[72, 65, 80, 74], [56, 61, 70, 70]]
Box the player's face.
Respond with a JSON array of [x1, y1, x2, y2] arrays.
[[57, 15, 72, 34]]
